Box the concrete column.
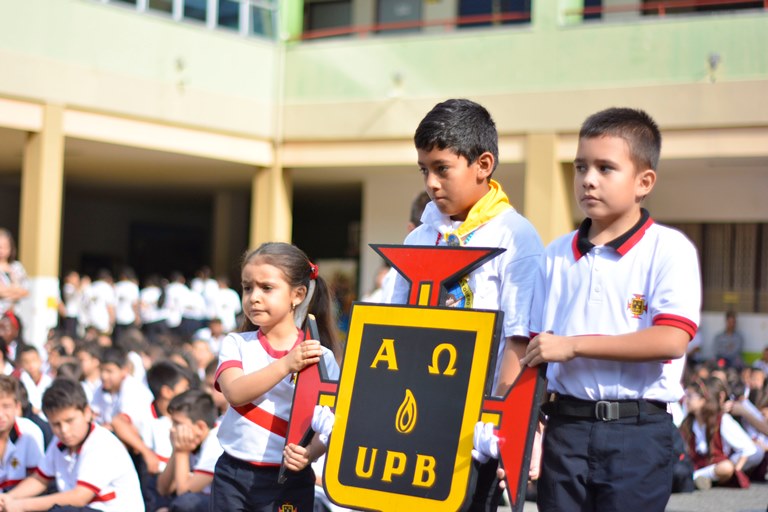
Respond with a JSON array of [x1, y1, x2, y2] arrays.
[[250, 160, 293, 248], [18, 104, 65, 349], [279, 0, 304, 40], [212, 191, 234, 278], [523, 133, 574, 245]]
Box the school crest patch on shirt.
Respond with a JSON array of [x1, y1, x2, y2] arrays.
[[279, 503, 296, 512], [627, 294, 648, 319]]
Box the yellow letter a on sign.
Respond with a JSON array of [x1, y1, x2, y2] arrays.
[[370, 338, 398, 371]]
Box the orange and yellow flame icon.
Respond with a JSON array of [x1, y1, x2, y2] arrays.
[[396, 389, 418, 434]]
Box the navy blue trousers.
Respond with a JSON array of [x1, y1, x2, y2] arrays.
[[210, 451, 314, 512], [537, 407, 674, 512]]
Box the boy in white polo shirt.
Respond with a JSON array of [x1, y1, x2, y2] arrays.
[[389, 98, 545, 511], [520, 108, 701, 511], [0, 378, 144, 511], [0, 376, 44, 494], [156, 389, 223, 512]]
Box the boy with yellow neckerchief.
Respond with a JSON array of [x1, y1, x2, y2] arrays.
[[388, 98, 545, 511]]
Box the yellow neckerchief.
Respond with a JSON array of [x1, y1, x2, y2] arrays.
[[442, 179, 512, 246]]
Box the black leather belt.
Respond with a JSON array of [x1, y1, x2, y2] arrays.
[[542, 395, 667, 421]]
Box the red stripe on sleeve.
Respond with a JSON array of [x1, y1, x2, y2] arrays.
[[34, 468, 53, 480], [653, 314, 698, 340], [0, 479, 22, 489], [76, 480, 101, 494], [214, 360, 243, 392], [91, 491, 116, 502]]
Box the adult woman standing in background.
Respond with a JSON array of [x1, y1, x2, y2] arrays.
[[0, 228, 28, 315]]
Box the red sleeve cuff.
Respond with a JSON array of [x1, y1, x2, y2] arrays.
[[214, 360, 243, 392], [34, 468, 53, 480], [653, 314, 697, 340]]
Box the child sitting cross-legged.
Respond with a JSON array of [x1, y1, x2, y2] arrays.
[[0, 378, 144, 511], [156, 389, 223, 512]]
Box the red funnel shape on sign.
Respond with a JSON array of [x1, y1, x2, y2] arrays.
[[372, 244, 504, 306]]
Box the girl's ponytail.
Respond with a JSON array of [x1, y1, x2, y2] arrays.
[[306, 275, 340, 358]]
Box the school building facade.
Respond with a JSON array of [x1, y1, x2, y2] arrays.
[[1, 0, 767, 354]]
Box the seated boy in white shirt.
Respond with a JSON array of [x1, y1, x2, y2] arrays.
[[0, 376, 45, 493], [0, 378, 145, 511], [156, 389, 223, 512]]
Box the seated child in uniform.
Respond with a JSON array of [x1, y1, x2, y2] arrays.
[[0, 376, 45, 494], [156, 389, 223, 512], [0, 378, 145, 511]]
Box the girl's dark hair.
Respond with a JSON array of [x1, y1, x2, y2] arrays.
[[0, 228, 18, 262], [679, 377, 725, 457], [240, 242, 339, 356]]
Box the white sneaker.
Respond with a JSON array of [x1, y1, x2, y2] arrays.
[[694, 475, 712, 490]]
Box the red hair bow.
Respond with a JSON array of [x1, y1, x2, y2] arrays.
[[309, 262, 319, 280]]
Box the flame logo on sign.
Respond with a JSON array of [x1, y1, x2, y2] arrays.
[[396, 389, 418, 434]]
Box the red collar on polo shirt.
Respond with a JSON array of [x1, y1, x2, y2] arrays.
[[8, 421, 21, 444], [572, 208, 654, 260], [257, 329, 305, 358]]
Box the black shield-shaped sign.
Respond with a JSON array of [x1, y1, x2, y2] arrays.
[[324, 303, 500, 512]]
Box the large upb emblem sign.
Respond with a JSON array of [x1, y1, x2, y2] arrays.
[[287, 245, 545, 512], [327, 306, 497, 510]]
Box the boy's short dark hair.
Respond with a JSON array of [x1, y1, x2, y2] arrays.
[[75, 340, 102, 360], [16, 343, 39, 358], [167, 389, 217, 428], [99, 346, 128, 368], [42, 378, 88, 415], [205, 359, 218, 378], [579, 107, 661, 172], [414, 98, 499, 174], [146, 360, 192, 399], [56, 361, 83, 382], [0, 375, 19, 401]]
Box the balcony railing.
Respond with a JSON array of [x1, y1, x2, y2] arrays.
[[300, 10, 532, 41], [565, 0, 767, 18]]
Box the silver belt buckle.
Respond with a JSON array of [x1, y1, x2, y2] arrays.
[[595, 400, 620, 421]]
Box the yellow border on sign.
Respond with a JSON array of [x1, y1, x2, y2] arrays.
[[325, 304, 498, 512]]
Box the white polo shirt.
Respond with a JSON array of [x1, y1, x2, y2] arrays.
[[388, 201, 545, 389], [139, 286, 167, 325], [36, 423, 145, 511], [144, 406, 173, 472], [214, 287, 242, 334], [190, 425, 223, 494], [18, 371, 53, 415], [83, 280, 115, 334], [114, 280, 139, 326], [90, 375, 154, 435], [542, 210, 700, 403], [0, 418, 45, 492], [215, 330, 340, 465]]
